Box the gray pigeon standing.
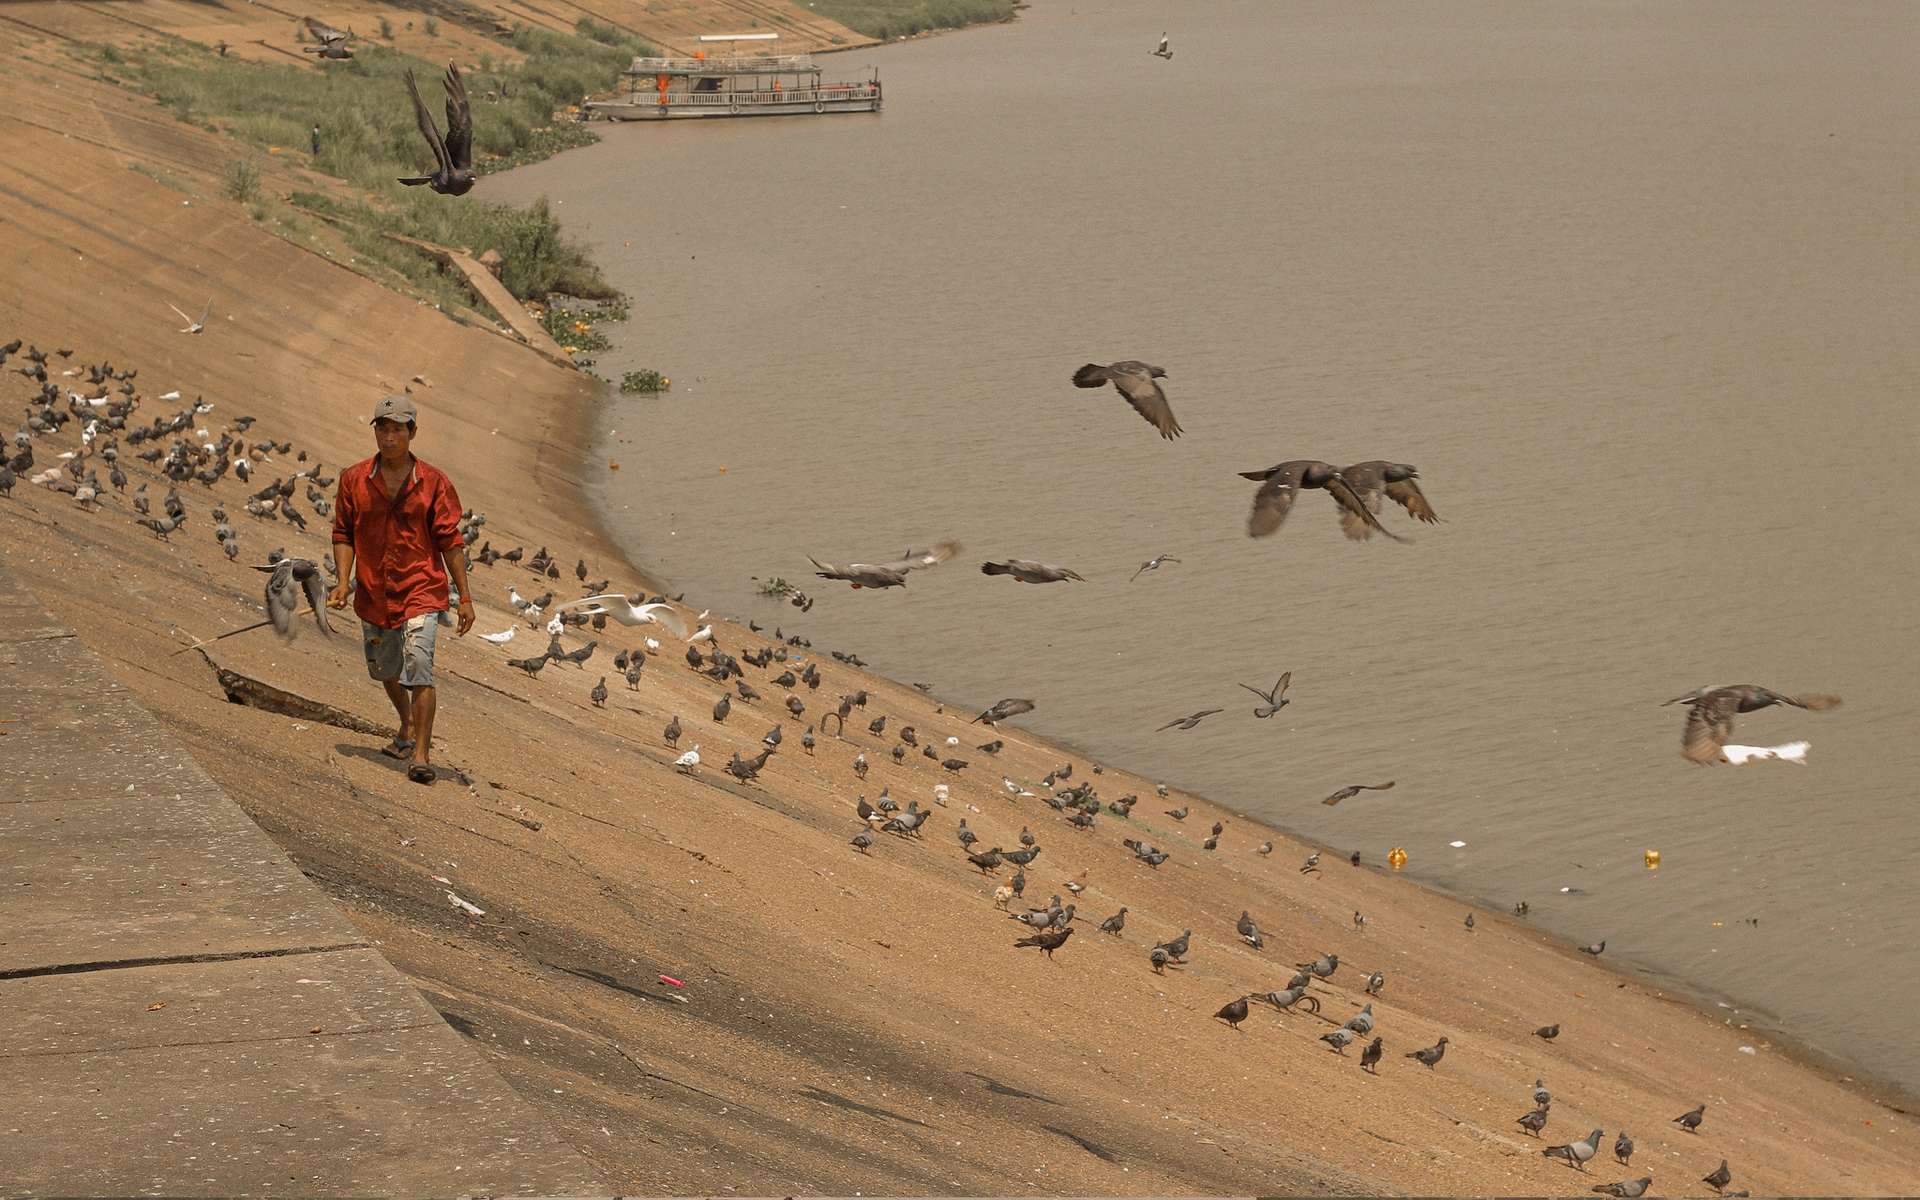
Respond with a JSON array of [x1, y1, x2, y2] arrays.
[[712, 693, 731, 723], [1099, 907, 1127, 934], [1672, 1104, 1705, 1134], [1613, 1131, 1633, 1166], [1358, 1036, 1383, 1073], [1535, 1079, 1553, 1109], [1590, 1179, 1652, 1199], [1320, 1028, 1355, 1055], [1404, 1036, 1448, 1068], [1343, 1002, 1374, 1036], [590, 677, 607, 707], [1365, 970, 1385, 995], [1703, 1160, 1731, 1193], [664, 715, 682, 747], [1516, 1108, 1549, 1138], [1543, 1129, 1605, 1172]]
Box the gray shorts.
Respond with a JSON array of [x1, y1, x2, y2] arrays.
[[362, 613, 440, 688]]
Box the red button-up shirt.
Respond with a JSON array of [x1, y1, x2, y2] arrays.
[[330, 454, 465, 628]]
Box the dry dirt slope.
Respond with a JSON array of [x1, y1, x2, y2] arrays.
[[2, 10, 1919, 1199]]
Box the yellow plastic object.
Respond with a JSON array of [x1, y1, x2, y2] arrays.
[[1388, 847, 1408, 870], [1645, 849, 1661, 869]]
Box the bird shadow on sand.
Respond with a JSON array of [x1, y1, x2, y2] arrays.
[[798, 1087, 928, 1127], [1044, 1124, 1121, 1163], [548, 963, 676, 1006], [964, 1071, 1058, 1105]]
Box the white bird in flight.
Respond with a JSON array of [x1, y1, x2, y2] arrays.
[[479, 627, 516, 644], [1721, 741, 1810, 765], [554, 593, 690, 639], [168, 299, 210, 334]]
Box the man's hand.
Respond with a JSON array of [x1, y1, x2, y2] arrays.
[[456, 598, 475, 636], [326, 583, 352, 610]]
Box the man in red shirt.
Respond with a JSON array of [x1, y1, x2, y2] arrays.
[[326, 394, 475, 784]]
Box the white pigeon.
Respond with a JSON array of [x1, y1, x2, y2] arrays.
[[1722, 741, 1810, 765], [546, 613, 565, 636], [479, 627, 516, 644], [644, 637, 661, 653], [674, 744, 701, 773], [554, 593, 690, 639], [688, 624, 714, 645], [508, 586, 531, 611], [933, 783, 950, 805], [168, 298, 210, 334]]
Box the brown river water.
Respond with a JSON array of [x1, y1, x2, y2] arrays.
[[484, 0, 1920, 1093]]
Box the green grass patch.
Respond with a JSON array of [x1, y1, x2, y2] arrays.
[[541, 296, 629, 353], [806, 0, 1015, 40], [618, 368, 668, 394], [106, 23, 654, 305]]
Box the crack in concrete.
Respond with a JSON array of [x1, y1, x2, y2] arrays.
[[0, 941, 370, 981]]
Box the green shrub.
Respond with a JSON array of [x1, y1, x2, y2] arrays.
[[619, 369, 668, 394], [225, 158, 262, 202], [378, 16, 394, 39], [805, 0, 1015, 40], [120, 30, 657, 302]]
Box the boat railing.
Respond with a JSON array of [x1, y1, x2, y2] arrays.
[[625, 53, 816, 75], [637, 84, 879, 107]]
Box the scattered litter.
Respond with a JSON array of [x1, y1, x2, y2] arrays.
[[658, 975, 685, 988], [1449, 840, 1467, 848], [1645, 849, 1661, 868], [1387, 847, 1408, 869], [1739, 1045, 1757, 1055], [146, 1002, 167, 1012], [430, 874, 451, 884], [400, 838, 416, 847], [446, 891, 485, 916]]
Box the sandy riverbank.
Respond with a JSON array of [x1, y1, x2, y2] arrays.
[[3, 7, 1919, 1197]]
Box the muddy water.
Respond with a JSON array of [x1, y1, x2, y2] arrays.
[[484, 0, 1920, 1091]]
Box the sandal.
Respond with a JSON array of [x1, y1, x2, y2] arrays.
[[380, 736, 416, 760], [407, 763, 436, 785]]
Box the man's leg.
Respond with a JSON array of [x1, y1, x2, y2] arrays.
[[382, 679, 413, 743], [409, 686, 437, 767], [400, 614, 441, 774], [364, 621, 411, 754]]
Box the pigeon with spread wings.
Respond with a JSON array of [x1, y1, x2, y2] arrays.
[[1662, 685, 1840, 764], [302, 17, 353, 58], [553, 593, 689, 638], [1072, 361, 1182, 440], [973, 698, 1036, 725], [1322, 781, 1395, 806], [1338, 461, 1440, 540], [398, 64, 475, 195], [1239, 672, 1291, 718], [981, 560, 1085, 584], [261, 558, 331, 639], [810, 539, 960, 589], [1240, 461, 1407, 541]]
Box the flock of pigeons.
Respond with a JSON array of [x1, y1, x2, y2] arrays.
[[0, 25, 1854, 1192]]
